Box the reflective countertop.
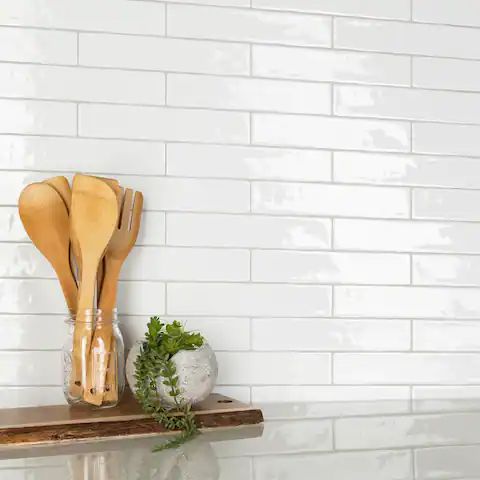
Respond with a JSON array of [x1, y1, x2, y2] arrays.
[[2, 398, 480, 479]]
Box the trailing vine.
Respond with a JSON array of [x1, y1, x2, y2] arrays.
[[134, 316, 204, 451]]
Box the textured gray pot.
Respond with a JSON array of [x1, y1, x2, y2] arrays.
[[126, 342, 218, 406]]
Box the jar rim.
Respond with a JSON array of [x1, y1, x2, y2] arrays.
[[65, 308, 118, 324]]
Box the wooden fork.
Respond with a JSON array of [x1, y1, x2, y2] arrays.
[[84, 189, 143, 405]]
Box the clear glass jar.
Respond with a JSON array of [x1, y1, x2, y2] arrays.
[[63, 309, 125, 408]]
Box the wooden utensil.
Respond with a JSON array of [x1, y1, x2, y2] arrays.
[[95, 177, 122, 298], [18, 183, 77, 312], [69, 174, 118, 399], [42, 176, 80, 285], [43, 176, 71, 210], [84, 188, 143, 405]]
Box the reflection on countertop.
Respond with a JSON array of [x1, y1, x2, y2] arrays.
[[3, 399, 480, 479]]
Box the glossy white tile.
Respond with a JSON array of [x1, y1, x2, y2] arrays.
[[216, 352, 331, 384], [413, 0, 480, 27], [118, 175, 250, 213], [0, 99, 76, 136], [254, 0, 409, 19], [80, 33, 250, 75], [0, 387, 64, 408], [5, 0, 480, 403], [167, 283, 332, 316], [122, 247, 250, 281], [168, 4, 331, 47], [0, 208, 29, 242], [166, 144, 331, 181], [254, 450, 412, 480], [413, 385, 480, 401], [413, 188, 480, 221], [0, 315, 65, 350], [163, 0, 249, 5], [252, 386, 410, 402], [336, 410, 480, 449], [334, 152, 480, 189], [0, 243, 54, 278], [0, 279, 165, 315], [334, 218, 480, 254], [213, 418, 333, 455], [335, 286, 480, 319], [0, 0, 165, 35], [79, 104, 249, 143], [0, 351, 62, 386], [414, 122, 480, 156], [414, 320, 480, 352], [0, 135, 166, 174], [251, 251, 410, 284], [121, 315, 250, 351], [415, 445, 480, 480], [252, 181, 409, 218], [252, 318, 410, 351], [335, 17, 480, 59], [167, 213, 331, 249], [136, 212, 166, 246], [335, 85, 480, 124], [253, 113, 410, 151], [167, 74, 331, 114], [335, 353, 480, 384], [413, 254, 480, 287], [253, 45, 410, 86], [413, 57, 480, 92], [0, 64, 165, 105], [0, 27, 77, 64]]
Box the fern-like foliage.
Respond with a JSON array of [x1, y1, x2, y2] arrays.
[[134, 316, 204, 451]]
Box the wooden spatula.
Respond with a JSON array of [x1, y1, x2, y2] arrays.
[[84, 188, 143, 405], [69, 174, 118, 399], [95, 177, 122, 297], [18, 183, 78, 312]]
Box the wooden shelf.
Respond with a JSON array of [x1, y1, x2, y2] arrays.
[[0, 392, 263, 447]]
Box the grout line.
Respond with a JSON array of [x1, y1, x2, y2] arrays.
[[7, 58, 480, 97], [410, 319, 415, 351], [75, 103, 79, 136], [6, 163, 480, 192], [164, 2, 168, 36], [10, 2, 480, 33], [76, 32, 80, 65], [9, 22, 480, 65]]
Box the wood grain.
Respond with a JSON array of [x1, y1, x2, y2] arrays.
[[0, 393, 263, 447]]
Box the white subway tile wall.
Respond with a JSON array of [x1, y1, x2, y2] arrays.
[[1, 0, 480, 408]]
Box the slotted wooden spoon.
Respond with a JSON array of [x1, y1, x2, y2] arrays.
[[84, 188, 143, 405], [18, 183, 77, 312], [69, 174, 118, 399]]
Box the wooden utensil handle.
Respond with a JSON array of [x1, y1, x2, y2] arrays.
[[69, 263, 97, 399], [83, 260, 121, 405]]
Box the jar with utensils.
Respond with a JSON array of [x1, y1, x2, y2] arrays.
[[19, 173, 143, 408], [63, 309, 125, 407]]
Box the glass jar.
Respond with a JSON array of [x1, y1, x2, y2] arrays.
[[63, 309, 125, 408]]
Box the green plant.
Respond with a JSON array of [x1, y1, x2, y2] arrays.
[[134, 316, 204, 451]]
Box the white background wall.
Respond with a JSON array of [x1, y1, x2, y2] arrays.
[[2, 0, 480, 408]]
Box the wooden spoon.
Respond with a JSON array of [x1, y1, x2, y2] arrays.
[[84, 188, 143, 405], [43, 176, 71, 210], [69, 174, 118, 399], [18, 183, 77, 312], [42, 176, 80, 285]]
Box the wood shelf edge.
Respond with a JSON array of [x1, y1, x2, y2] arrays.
[[0, 392, 264, 447]]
